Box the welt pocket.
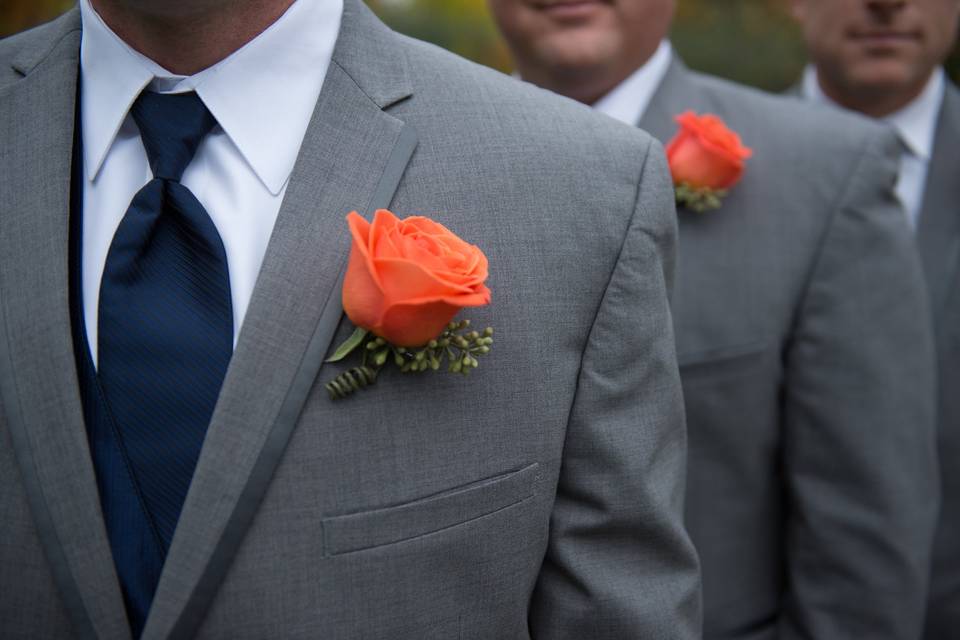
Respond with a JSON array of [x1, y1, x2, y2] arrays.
[[322, 462, 541, 556], [677, 340, 771, 370]]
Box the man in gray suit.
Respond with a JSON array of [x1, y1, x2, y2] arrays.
[[489, 0, 939, 638], [0, 0, 701, 638], [790, 1, 960, 635]]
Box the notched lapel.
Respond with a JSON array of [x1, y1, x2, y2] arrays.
[[916, 85, 960, 328], [0, 11, 131, 640], [638, 58, 701, 146], [143, 3, 418, 638]]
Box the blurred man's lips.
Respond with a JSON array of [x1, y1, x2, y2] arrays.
[[532, 0, 607, 21], [849, 30, 921, 46]]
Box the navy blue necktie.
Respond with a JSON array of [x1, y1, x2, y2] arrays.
[[97, 91, 233, 629]]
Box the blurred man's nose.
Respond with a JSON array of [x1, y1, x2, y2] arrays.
[[866, 0, 907, 22]]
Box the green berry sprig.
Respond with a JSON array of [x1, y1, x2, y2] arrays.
[[325, 320, 494, 400], [675, 182, 728, 213]]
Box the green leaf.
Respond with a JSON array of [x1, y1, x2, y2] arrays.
[[325, 327, 370, 363]]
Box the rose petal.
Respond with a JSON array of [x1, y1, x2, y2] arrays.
[[675, 112, 752, 163], [346, 209, 491, 343], [342, 237, 386, 332], [369, 209, 402, 261], [374, 257, 478, 300], [381, 284, 491, 310], [376, 299, 462, 347], [668, 138, 743, 189], [346, 211, 383, 290], [667, 113, 753, 190], [403, 215, 447, 236], [373, 226, 404, 260], [398, 233, 449, 272]]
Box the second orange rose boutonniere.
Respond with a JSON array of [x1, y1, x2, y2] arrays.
[[666, 111, 753, 213], [325, 209, 493, 400]]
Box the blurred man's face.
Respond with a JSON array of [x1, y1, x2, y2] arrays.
[[488, 0, 676, 104], [791, 0, 960, 114], [91, 0, 237, 20]]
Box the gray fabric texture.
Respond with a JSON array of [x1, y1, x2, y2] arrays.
[[640, 60, 939, 640], [920, 81, 960, 640], [0, 2, 700, 638]]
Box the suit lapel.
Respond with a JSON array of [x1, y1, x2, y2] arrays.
[[0, 11, 131, 640], [142, 2, 417, 637], [916, 83, 960, 330], [638, 58, 701, 145]]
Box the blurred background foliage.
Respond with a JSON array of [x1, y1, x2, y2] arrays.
[[2, 0, 75, 39], [3, 0, 958, 91]]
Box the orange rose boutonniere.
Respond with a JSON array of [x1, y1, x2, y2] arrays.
[[325, 209, 494, 400], [666, 111, 753, 213]]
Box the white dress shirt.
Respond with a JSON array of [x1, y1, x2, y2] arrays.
[[593, 40, 673, 127], [78, 0, 343, 365], [803, 65, 945, 230]]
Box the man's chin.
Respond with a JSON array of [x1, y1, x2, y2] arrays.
[[102, 0, 234, 19], [844, 61, 929, 97], [530, 35, 619, 77]]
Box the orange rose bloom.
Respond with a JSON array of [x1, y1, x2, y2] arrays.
[[342, 209, 491, 347], [665, 111, 753, 190]]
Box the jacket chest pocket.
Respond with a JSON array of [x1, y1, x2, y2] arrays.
[[321, 462, 540, 556], [678, 339, 773, 381]]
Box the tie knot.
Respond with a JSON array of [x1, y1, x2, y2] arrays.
[[131, 91, 217, 181]]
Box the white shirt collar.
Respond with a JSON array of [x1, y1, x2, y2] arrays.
[[593, 40, 673, 126], [802, 64, 945, 161], [80, 0, 343, 195]]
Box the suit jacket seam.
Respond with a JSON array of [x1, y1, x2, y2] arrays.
[[562, 137, 656, 436], [784, 131, 885, 344], [920, 82, 960, 325], [328, 59, 374, 107], [328, 53, 411, 112]]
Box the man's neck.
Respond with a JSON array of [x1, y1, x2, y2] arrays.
[[89, 0, 296, 76]]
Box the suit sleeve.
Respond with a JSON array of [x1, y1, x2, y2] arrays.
[[528, 139, 702, 639], [779, 130, 940, 639]]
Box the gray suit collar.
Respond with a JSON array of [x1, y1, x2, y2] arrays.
[[638, 57, 702, 144], [1, 2, 418, 638], [330, 0, 413, 109], [916, 81, 960, 326]]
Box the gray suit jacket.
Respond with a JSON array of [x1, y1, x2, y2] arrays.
[[638, 60, 939, 639], [0, 3, 700, 639], [921, 80, 960, 640]]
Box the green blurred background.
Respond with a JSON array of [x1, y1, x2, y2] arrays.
[[2, 0, 958, 91]]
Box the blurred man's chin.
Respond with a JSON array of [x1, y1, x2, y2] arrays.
[[97, 0, 233, 19], [530, 32, 619, 74], [845, 60, 929, 95]]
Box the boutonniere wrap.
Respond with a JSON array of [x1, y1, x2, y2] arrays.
[[666, 111, 753, 213], [325, 209, 493, 400]]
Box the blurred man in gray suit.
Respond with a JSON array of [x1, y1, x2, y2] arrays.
[[791, 1, 960, 635], [489, 0, 939, 637], [0, 0, 701, 637]]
